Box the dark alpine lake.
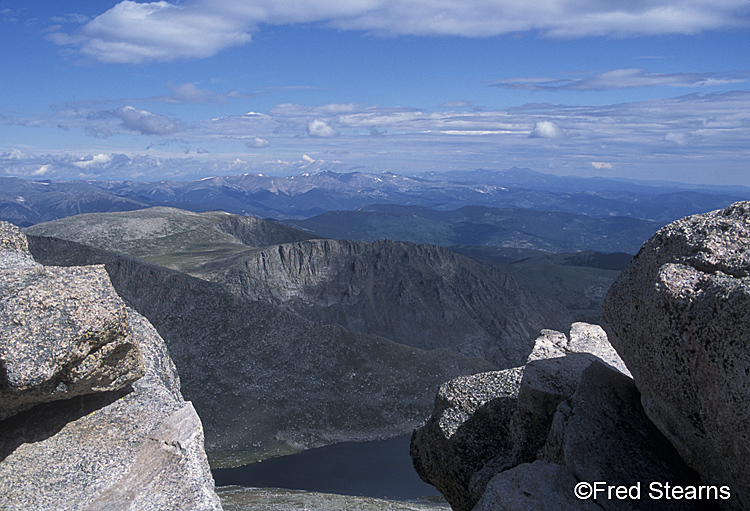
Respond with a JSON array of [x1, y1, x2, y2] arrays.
[[211, 435, 441, 500]]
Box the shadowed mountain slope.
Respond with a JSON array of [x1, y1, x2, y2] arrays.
[[203, 238, 570, 367]]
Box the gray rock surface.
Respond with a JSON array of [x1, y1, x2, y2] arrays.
[[603, 201, 750, 510], [0, 224, 144, 420], [541, 361, 702, 511], [410, 368, 524, 511], [0, 308, 222, 511], [472, 461, 604, 511], [202, 238, 571, 368], [0, 223, 221, 510], [0, 221, 37, 269], [512, 323, 629, 463]]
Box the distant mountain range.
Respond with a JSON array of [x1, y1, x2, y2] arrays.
[[2, 167, 747, 227], [283, 204, 661, 255]]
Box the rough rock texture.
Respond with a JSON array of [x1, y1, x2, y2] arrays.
[[0, 223, 144, 420], [204, 238, 571, 368], [0, 223, 221, 510], [511, 323, 629, 465], [0, 221, 37, 269], [410, 369, 524, 511], [603, 201, 750, 510], [541, 362, 702, 511], [412, 324, 708, 511], [473, 461, 604, 511]]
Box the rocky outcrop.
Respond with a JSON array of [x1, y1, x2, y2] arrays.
[[411, 323, 703, 511], [603, 201, 750, 510], [0, 222, 221, 510], [410, 368, 524, 511], [204, 238, 571, 368], [0, 260, 144, 420], [472, 461, 603, 511]]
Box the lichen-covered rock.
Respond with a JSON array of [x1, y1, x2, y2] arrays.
[[410, 369, 523, 511], [0, 222, 221, 510], [473, 461, 604, 511], [0, 309, 222, 511], [603, 201, 750, 510], [0, 221, 144, 420], [541, 362, 701, 511]]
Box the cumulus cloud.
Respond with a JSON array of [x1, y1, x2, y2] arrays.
[[115, 105, 183, 136], [307, 119, 339, 138], [73, 153, 113, 168], [49, 0, 750, 64], [495, 68, 747, 91], [529, 121, 565, 139], [246, 137, 271, 148]]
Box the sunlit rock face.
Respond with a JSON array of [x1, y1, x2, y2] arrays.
[[603, 201, 750, 511], [0, 221, 221, 511]]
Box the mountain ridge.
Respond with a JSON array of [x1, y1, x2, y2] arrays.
[[3, 168, 747, 226]]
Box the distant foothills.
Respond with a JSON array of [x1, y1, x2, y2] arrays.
[[1, 167, 747, 228]]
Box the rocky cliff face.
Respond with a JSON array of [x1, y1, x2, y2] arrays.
[[0, 222, 221, 510], [413, 202, 750, 511], [204, 238, 570, 368], [603, 201, 750, 511], [27, 208, 571, 370], [26, 234, 496, 468]]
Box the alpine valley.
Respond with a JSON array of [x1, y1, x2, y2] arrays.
[[5, 167, 749, 509]]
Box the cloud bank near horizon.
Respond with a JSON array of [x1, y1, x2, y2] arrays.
[[49, 0, 750, 64], [3, 90, 749, 185]]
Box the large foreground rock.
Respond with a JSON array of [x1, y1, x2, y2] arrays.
[[542, 362, 701, 511], [603, 201, 750, 510], [410, 368, 524, 511], [411, 324, 634, 511], [473, 461, 603, 511], [0, 222, 221, 510], [0, 263, 144, 420]]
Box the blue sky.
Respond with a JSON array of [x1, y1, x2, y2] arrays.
[[1, 0, 749, 185]]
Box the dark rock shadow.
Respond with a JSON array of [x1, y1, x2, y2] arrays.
[[0, 386, 131, 463]]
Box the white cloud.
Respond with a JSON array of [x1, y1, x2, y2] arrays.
[[50, 0, 252, 64], [5, 91, 750, 185], [529, 121, 565, 139], [49, 0, 750, 64], [73, 153, 113, 168], [495, 68, 747, 91], [307, 119, 340, 138], [665, 131, 702, 146], [32, 164, 52, 176], [246, 137, 271, 148]]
